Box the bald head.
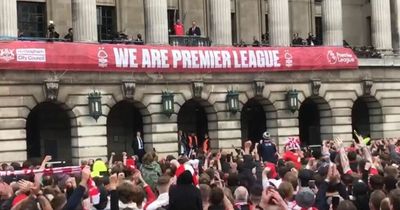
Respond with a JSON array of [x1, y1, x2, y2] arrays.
[[234, 186, 249, 203]]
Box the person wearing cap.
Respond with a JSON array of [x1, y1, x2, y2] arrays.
[[258, 131, 278, 164]]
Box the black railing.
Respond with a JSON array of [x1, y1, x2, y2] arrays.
[[169, 35, 211, 47], [0, 36, 68, 42], [0, 36, 387, 59], [99, 39, 144, 45], [351, 46, 382, 59]]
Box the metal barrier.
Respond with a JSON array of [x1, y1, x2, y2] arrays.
[[169, 35, 211, 47], [0, 36, 68, 42], [351, 46, 382, 59], [99, 39, 144, 45]]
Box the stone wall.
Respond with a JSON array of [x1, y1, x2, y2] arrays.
[[0, 65, 399, 164]]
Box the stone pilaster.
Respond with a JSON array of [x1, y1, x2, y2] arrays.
[[209, 0, 232, 46], [0, 0, 17, 38], [322, 0, 343, 46], [144, 0, 169, 45], [371, 0, 392, 52], [268, 0, 290, 46], [72, 0, 98, 42]]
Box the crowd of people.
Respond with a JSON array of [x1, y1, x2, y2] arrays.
[[1, 130, 400, 210]]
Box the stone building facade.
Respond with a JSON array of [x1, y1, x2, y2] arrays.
[[0, 0, 400, 164]]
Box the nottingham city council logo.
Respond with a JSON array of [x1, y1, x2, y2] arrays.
[[0, 48, 15, 62]]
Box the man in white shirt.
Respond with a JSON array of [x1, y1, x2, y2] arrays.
[[146, 175, 172, 210], [132, 131, 145, 162]]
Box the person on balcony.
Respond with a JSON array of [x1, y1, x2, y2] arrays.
[[292, 33, 303, 46], [64, 28, 73, 42], [134, 33, 144, 44], [188, 21, 201, 36], [252, 36, 260, 47], [174, 20, 185, 36], [47, 21, 60, 39], [307, 32, 316, 46]]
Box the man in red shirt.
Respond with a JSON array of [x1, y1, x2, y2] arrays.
[[174, 20, 185, 36]]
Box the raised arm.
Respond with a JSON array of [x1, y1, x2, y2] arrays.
[[216, 152, 222, 171], [253, 143, 260, 161], [35, 155, 52, 188], [64, 167, 90, 210], [108, 152, 115, 168], [334, 137, 351, 174], [122, 152, 127, 166], [388, 138, 400, 163], [355, 132, 373, 163]]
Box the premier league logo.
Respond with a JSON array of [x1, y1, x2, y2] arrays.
[[327, 50, 338, 64]]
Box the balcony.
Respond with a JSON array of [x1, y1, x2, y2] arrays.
[[0, 35, 387, 61], [99, 39, 144, 45], [351, 46, 382, 59], [169, 35, 211, 47]]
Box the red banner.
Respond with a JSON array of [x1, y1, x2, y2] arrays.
[[0, 41, 358, 73]]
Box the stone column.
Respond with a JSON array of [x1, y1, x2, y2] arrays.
[[72, 0, 98, 42], [322, 0, 343, 46], [144, 0, 168, 45], [0, 0, 17, 38], [209, 0, 232, 46], [371, 0, 392, 52], [268, 0, 290, 46], [391, 0, 400, 54]]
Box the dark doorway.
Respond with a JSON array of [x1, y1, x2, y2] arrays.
[[315, 16, 323, 45], [241, 99, 266, 143], [299, 99, 321, 146], [26, 102, 71, 162], [177, 99, 208, 144], [231, 13, 237, 44], [366, 16, 372, 46], [168, 9, 179, 35], [107, 101, 143, 155], [352, 98, 370, 139]]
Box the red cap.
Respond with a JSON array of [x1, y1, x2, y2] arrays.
[[126, 158, 136, 170], [264, 162, 278, 179]]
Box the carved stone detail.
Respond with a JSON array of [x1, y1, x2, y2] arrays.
[[254, 80, 265, 96], [311, 79, 321, 96], [363, 79, 373, 96], [192, 81, 204, 98], [44, 79, 59, 101], [122, 80, 136, 99]]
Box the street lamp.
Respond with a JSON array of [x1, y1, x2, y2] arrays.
[[226, 90, 240, 113], [161, 91, 174, 117], [287, 89, 299, 113], [88, 90, 102, 121]]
